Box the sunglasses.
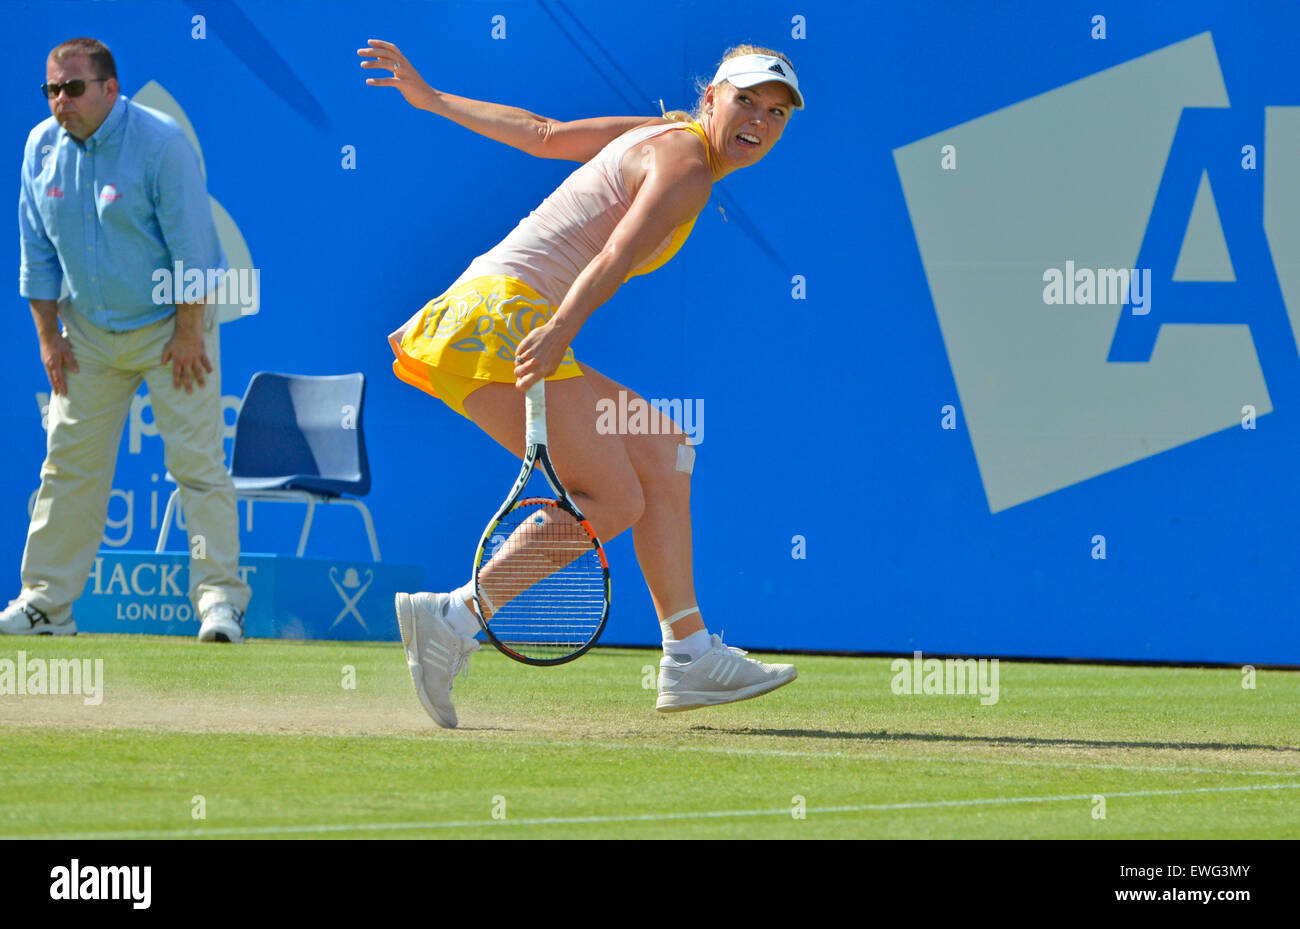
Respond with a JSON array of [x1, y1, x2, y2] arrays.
[[40, 78, 109, 100]]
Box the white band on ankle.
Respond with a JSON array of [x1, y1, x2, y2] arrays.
[[663, 606, 700, 626]]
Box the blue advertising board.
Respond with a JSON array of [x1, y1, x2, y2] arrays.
[[75, 551, 422, 642], [3, 1, 1298, 664]]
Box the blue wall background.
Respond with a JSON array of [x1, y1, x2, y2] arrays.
[[2, 0, 1297, 663]]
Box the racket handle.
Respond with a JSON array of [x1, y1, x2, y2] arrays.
[[525, 381, 547, 447]]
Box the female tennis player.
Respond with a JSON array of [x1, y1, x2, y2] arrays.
[[360, 38, 802, 728]]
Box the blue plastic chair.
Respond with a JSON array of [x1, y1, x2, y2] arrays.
[[155, 372, 380, 561]]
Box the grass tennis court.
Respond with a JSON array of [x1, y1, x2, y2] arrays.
[[1, 635, 1296, 839]]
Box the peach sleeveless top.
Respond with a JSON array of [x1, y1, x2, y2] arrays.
[[449, 120, 714, 308]]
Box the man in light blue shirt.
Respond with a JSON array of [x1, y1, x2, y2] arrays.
[[4, 37, 250, 642]]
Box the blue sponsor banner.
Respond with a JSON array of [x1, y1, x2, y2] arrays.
[[75, 551, 422, 642], [4, 1, 1299, 664]]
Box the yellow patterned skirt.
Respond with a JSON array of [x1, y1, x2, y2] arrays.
[[388, 275, 583, 417]]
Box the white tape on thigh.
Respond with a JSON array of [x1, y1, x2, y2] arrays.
[[675, 443, 695, 474]]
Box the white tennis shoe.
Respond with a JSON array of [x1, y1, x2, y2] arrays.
[[396, 591, 480, 729], [656, 634, 797, 712], [197, 603, 245, 643], [0, 600, 76, 636]]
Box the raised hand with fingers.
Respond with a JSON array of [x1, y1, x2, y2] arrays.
[[358, 39, 436, 111]]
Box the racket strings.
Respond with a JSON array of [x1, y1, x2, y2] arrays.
[[477, 498, 606, 660]]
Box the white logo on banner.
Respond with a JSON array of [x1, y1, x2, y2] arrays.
[[894, 32, 1300, 512], [329, 567, 373, 631]]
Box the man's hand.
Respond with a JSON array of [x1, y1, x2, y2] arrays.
[[31, 299, 77, 395], [161, 306, 212, 393], [358, 40, 436, 111], [39, 332, 79, 395]]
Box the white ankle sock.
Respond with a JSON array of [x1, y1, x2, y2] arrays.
[[665, 628, 712, 663], [444, 581, 481, 638]]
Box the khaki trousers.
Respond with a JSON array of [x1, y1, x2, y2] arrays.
[[20, 302, 251, 619]]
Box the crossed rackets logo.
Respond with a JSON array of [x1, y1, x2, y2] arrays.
[[329, 566, 373, 631]]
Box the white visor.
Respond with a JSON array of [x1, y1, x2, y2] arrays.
[[710, 54, 803, 110]]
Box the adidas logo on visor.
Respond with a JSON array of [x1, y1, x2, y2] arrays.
[[768, 63, 786, 75]]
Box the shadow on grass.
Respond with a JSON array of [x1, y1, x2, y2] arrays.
[[688, 726, 1300, 754]]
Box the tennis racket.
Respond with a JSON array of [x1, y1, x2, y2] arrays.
[[472, 381, 610, 665]]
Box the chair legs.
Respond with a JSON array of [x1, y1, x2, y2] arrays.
[[340, 499, 382, 562], [295, 496, 317, 558], [292, 496, 381, 561], [156, 489, 381, 562], [155, 489, 182, 554]]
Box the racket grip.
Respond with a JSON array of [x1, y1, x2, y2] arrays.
[[525, 381, 547, 446]]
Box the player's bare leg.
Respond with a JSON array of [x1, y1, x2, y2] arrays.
[[457, 370, 795, 714], [395, 377, 642, 730], [576, 366, 701, 636], [465, 370, 695, 628], [463, 378, 645, 544], [459, 376, 642, 619], [574, 366, 796, 711]]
